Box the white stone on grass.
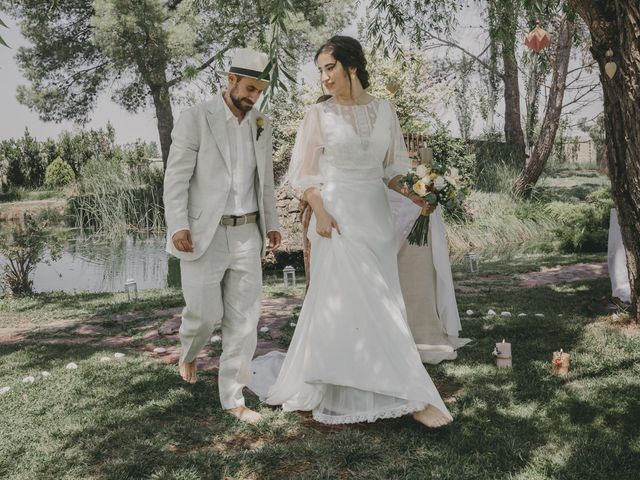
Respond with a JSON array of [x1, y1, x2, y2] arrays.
[[66, 362, 78, 370], [210, 335, 222, 343], [535, 313, 545, 318], [100, 357, 112, 362], [260, 326, 270, 333], [0, 386, 10, 395], [22, 376, 35, 384], [114, 353, 125, 359], [289, 322, 297, 327], [466, 310, 474, 316], [558, 314, 563, 318], [41, 371, 50, 378], [487, 309, 496, 316], [518, 313, 527, 317], [501, 311, 512, 317], [153, 347, 167, 354]]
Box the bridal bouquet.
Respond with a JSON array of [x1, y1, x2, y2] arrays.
[[399, 163, 465, 246]]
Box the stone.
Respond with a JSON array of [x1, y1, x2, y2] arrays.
[[466, 310, 474, 316], [487, 309, 496, 316], [153, 347, 167, 354], [114, 353, 125, 359], [22, 376, 36, 383], [66, 362, 78, 369]]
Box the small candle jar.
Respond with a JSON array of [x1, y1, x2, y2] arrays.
[[492, 339, 512, 368], [552, 349, 570, 377]]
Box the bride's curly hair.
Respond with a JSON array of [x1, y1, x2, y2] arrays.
[[315, 35, 370, 91]]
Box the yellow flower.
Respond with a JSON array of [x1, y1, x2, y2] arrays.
[[429, 172, 438, 180], [412, 180, 427, 196]]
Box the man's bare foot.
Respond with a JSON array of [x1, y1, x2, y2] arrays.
[[225, 406, 263, 424], [179, 359, 197, 384], [413, 405, 452, 428]]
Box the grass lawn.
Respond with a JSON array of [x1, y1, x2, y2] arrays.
[[1, 255, 638, 479]]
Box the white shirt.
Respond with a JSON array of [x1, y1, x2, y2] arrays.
[[223, 96, 259, 216]]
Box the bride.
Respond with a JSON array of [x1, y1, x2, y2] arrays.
[[253, 36, 452, 428]]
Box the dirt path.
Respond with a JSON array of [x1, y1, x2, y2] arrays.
[[0, 261, 614, 371], [0, 297, 303, 373], [518, 262, 608, 287]]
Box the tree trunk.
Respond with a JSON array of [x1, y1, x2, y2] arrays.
[[501, 38, 527, 163], [151, 85, 174, 170], [512, 15, 575, 197], [568, 0, 640, 321]]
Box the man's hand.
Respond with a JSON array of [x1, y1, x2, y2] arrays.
[[172, 229, 194, 252], [267, 231, 281, 251]]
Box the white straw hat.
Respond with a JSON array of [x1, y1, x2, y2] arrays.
[[217, 47, 270, 81]]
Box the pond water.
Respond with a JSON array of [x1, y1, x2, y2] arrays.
[[0, 226, 179, 293]]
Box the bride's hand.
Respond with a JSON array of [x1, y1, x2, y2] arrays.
[[407, 193, 426, 208], [316, 211, 341, 238]]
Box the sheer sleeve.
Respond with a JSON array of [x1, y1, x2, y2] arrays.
[[283, 104, 324, 194], [383, 101, 411, 185]]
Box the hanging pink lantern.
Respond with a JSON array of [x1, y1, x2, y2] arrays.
[[524, 24, 552, 53]]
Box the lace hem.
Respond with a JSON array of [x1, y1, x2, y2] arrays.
[[312, 402, 426, 425]]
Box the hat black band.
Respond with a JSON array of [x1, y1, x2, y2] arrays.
[[229, 66, 270, 80]]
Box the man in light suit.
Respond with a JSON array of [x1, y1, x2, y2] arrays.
[[163, 48, 281, 423]]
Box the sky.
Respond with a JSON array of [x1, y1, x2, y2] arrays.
[[0, 5, 601, 146]]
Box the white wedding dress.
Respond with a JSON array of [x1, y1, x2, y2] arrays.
[[249, 97, 452, 425]]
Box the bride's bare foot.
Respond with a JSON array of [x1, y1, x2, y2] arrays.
[[225, 406, 263, 424], [179, 359, 197, 384], [413, 405, 452, 428]]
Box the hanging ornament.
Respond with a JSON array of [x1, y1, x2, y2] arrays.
[[604, 49, 617, 79], [524, 22, 552, 53]]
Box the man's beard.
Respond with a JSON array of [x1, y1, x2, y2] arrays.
[[229, 86, 254, 113]]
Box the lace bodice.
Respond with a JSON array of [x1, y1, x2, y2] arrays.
[[285, 97, 411, 191]]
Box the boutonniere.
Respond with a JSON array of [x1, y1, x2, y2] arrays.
[[256, 116, 265, 141]]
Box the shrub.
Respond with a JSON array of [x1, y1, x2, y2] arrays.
[[44, 157, 75, 189], [545, 187, 613, 253], [0, 214, 62, 296], [471, 133, 522, 192]]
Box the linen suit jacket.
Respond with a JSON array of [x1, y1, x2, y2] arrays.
[[163, 94, 280, 261]]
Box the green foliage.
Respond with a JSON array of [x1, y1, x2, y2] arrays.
[[471, 132, 523, 192], [0, 213, 62, 296], [44, 157, 75, 189], [546, 187, 613, 253], [57, 124, 118, 176], [366, 48, 445, 132], [424, 124, 475, 192], [68, 154, 164, 238], [0, 129, 46, 188], [0, 15, 8, 48]]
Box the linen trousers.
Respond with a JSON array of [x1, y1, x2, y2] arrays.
[[179, 222, 263, 409]]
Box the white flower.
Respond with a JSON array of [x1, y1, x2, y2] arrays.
[[260, 326, 270, 333], [445, 167, 460, 186], [465, 310, 474, 315], [211, 335, 222, 343], [415, 165, 429, 177], [22, 376, 36, 383], [412, 180, 427, 196], [501, 311, 512, 317], [66, 362, 78, 370], [421, 175, 432, 186], [114, 353, 125, 358], [100, 357, 111, 362], [487, 309, 496, 316], [0, 386, 10, 395], [433, 176, 446, 191], [153, 347, 167, 354], [41, 371, 50, 378]]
